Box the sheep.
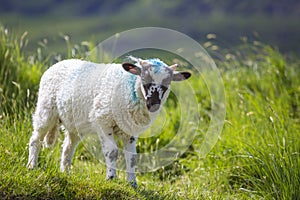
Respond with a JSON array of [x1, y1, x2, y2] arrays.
[[27, 56, 191, 188]]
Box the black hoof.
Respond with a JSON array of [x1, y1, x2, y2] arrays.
[[107, 175, 116, 180], [131, 181, 137, 189]]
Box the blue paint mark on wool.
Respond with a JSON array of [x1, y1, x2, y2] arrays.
[[128, 74, 139, 102], [146, 58, 167, 74]]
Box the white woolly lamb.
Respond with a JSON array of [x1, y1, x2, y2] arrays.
[[27, 57, 191, 188]]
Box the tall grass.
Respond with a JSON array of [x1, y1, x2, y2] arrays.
[[0, 24, 299, 199], [216, 42, 300, 199], [0, 25, 45, 116]]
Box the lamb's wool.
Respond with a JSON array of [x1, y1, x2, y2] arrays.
[[51, 60, 157, 136]]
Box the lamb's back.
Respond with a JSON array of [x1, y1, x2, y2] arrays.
[[54, 60, 122, 133]]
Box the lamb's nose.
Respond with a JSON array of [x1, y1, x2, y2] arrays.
[[148, 103, 160, 112], [147, 97, 161, 112], [146, 90, 161, 112]]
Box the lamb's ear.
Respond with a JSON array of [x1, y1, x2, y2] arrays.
[[172, 71, 191, 81], [122, 63, 141, 75]]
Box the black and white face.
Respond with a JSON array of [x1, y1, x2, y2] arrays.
[[140, 64, 172, 112], [122, 58, 191, 112]]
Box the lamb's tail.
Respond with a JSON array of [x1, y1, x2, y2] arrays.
[[43, 123, 59, 148]]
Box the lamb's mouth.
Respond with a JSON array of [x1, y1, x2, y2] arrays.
[[148, 104, 160, 112]]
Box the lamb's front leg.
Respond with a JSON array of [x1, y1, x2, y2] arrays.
[[99, 127, 118, 179], [123, 135, 138, 188]]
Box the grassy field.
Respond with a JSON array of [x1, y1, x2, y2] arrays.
[[0, 25, 300, 199]]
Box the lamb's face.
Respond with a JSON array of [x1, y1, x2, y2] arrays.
[[139, 60, 173, 112], [122, 58, 191, 112]]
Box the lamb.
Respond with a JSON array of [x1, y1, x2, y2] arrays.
[[27, 56, 191, 188]]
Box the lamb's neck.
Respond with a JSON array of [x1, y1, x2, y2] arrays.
[[134, 77, 146, 105]]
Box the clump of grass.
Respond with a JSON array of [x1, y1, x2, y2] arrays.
[[0, 25, 45, 116], [217, 42, 300, 199]]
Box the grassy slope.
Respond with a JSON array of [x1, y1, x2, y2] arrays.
[[0, 25, 300, 199]]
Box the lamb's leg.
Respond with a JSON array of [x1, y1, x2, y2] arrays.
[[60, 131, 81, 172], [27, 106, 58, 169], [123, 135, 138, 188], [98, 127, 118, 179], [27, 129, 47, 169]]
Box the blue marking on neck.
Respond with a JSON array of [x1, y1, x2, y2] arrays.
[[128, 74, 139, 102]]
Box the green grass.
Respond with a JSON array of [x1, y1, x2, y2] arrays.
[[0, 25, 299, 199]]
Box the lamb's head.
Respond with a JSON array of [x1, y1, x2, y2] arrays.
[[122, 57, 191, 112]]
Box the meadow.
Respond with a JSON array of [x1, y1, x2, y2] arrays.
[[0, 24, 299, 199]]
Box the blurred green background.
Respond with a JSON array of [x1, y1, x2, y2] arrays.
[[1, 0, 300, 55]]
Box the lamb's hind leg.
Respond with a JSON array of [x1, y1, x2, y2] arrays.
[[27, 129, 47, 169], [60, 131, 81, 172], [27, 107, 58, 169]]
